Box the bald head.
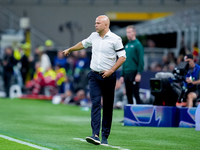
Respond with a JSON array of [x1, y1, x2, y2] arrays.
[[96, 15, 110, 27], [95, 15, 110, 36]]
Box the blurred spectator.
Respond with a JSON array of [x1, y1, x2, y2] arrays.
[[65, 51, 79, 80], [27, 46, 42, 80], [64, 75, 74, 93], [177, 55, 184, 65], [12, 46, 23, 88], [168, 62, 176, 72], [63, 89, 88, 106], [183, 54, 200, 107], [192, 43, 199, 63], [79, 49, 90, 68], [62, 90, 74, 104], [73, 49, 90, 92], [167, 52, 176, 64], [33, 46, 41, 63], [179, 40, 189, 57], [25, 62, 44, 94], [45, 39, 57, 66], [60, 76, 74, 104], [150, 62, 162, 72], [161, 52, 178, 72], [28, 55, 36, 80], [38, 46, 52, 71], [21, 42, 31, 58], [41, 66, 57, 95], [178, 41, 189, 64], [71, 51, 80, 70], [73, 89, 88, 106], [162, 54, 176, 72], [154, 63, 162, 72], [55, 64, 67, 94], [147, 39, 156, 48], [19, 44, 29, 86], [54, 50, 67, 68], [179, 45, 187, 57], [161, 55, 169, 71], [2, 46, 18, 97], [26, 63, 57, 95]]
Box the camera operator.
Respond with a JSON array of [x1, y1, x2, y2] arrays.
[[184, 54, 200, 107]]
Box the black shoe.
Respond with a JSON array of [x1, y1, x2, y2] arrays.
[[101, 136, 108, 146], [86, 135, 100, 145]]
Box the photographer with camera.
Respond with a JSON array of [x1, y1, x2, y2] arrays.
[[184, 54, 200, 107]]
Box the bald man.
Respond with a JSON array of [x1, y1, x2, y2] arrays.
[[63, 15, 126, 145]]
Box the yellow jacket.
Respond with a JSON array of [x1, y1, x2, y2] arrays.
[[56, 68, 67, 86], [44, 69, 56, 80]]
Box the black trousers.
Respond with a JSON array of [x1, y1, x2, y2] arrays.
[[88, 71, 116, 139], [124, 71, 141, 104], [3, 72, 13, 97]]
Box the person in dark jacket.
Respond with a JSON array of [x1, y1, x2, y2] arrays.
[[2, 46, 18, 97]]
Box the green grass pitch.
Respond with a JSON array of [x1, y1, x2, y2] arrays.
[[0, 98, 199, 150]]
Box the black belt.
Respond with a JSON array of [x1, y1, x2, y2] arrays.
[[91, 70, 103, 75]]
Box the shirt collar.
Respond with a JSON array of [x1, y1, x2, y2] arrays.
[[97, 30, 111, 38], [105, 30, 111, 37], [129, 39, 137, 42]]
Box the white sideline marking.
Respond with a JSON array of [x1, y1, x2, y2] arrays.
[[73, 138, 130, 150], [0, 134, 52, 150]]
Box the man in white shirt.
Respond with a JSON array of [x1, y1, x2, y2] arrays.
[[63, 15, 126, 145]]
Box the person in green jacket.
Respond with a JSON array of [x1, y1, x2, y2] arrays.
[[120, 25, 144, 104]]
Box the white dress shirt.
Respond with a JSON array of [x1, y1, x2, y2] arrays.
[[82, 30, 126, 72]]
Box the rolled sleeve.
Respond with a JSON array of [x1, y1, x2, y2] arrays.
[[82, 33, 93, 48], [117, 50, 126, 58], [114, 37, 123, 50], [115, 37, 126, 58]]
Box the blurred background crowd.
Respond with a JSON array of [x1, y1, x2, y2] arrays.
[[0, 0, 200, 108], [0, 41, 91, 105]]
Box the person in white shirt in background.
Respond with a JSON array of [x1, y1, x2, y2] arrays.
[[38, 46, 51, 71]]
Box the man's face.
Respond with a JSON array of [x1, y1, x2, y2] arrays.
[[185, 58, 195, 68], [126, 28, 136, 41], [5, 48, 12, 55], [95, 17, 105, 33]]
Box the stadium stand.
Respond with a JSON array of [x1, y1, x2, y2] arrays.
[[0, 5, 57, 50], [1, 0, 200, 47], [0, 0, 200, 106], [115, 6, 200, 55]]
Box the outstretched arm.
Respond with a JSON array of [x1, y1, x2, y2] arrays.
[[62, 42, 84, 56]]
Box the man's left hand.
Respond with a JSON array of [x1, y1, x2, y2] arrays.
[[102, 70, 113, 78], [135, 74, 141, 82]]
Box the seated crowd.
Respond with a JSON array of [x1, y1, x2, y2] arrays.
[[0, 40, 200, 108]]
